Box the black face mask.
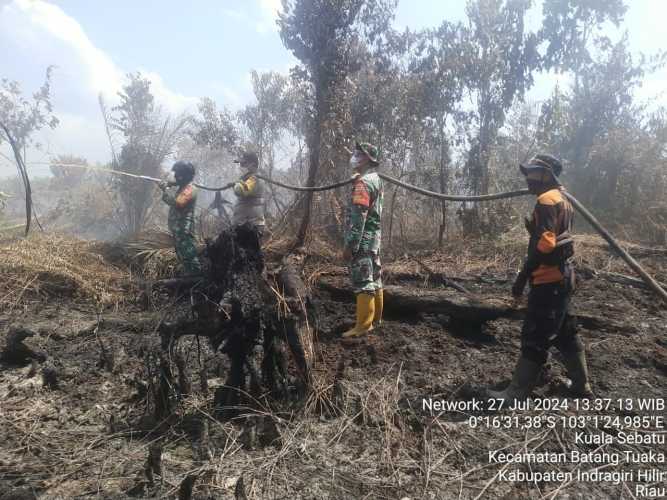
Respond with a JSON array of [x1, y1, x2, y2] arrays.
[[526, 179, 543, 194], [174, 173, 189, 186]]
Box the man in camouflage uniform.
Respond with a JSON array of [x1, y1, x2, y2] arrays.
[[342, 141, 384, 339], [159, 161, 201, 275], [488, 154, 593, 401]]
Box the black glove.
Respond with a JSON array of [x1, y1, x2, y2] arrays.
[[512, 269, 528, 297], [523, 216, 534, 234]]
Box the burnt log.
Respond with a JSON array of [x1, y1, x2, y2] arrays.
[[199, 366, 209, 394], [1, 327, 47, 365], [206, 224, 269, 418], [155, 353, 175, 421], [275, 254, 316, 388], [318, 277, 633, 333], [207, 225, 315, 417], [145, 442, 163, 485], [578, 266, 667, 292], [319, 277, 515, 323], [143, 276, 205, 289], [235, 476, 248, 500], [178, 474, 198, 500]]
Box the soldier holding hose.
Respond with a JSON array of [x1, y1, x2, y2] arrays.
[[159, 161, 202, 275]]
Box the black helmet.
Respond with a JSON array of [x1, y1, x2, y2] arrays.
[[519, 154, 562, 178], [171, 160, 195, 183]]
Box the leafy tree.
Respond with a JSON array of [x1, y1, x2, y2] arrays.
[[110, 72, 156, 144], [238, 70, 291, 166], [539, 36, 663, 211], [104, 72, 189, 235], [0, 66, 59, 235], [409, 23, 468, 244], [461, 0, 538, 204], [540, 0, 627, 77], [278, 0, 398, 247], [190, 97, 238, 152]]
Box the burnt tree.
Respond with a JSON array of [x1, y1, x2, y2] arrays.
[[157, 223, 314, 421]]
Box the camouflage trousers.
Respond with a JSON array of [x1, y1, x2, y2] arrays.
[[173, 229, 201, 275], [349, 252, 382, 294]]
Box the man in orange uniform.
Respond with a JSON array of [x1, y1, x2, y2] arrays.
[[489, 154, 593, 401]]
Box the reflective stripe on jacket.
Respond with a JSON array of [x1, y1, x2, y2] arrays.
[[232, 172, 265, 226], [523, 188, 574, 285]]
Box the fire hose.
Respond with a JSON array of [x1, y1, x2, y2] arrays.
[[39, 162, 667, 305]]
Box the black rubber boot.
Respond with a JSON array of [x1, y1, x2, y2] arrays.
[[562, 350, 594, 398], [487, 357, 542, 402]]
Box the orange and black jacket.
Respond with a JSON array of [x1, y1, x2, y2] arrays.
[[522, 188, 574, 285]]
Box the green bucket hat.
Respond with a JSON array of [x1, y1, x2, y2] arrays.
[[355, 141, 380, 165]]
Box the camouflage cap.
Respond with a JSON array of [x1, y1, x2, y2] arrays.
[[355, 141, 380, 165]]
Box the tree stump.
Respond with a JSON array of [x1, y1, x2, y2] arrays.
[[154, 223, 315, 422]]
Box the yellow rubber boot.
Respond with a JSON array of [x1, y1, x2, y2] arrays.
[[342, 293, 375, 339], [373, 289, 384, 327]]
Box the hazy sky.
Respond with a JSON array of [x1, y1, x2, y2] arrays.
[[0, 0, 665, 177]]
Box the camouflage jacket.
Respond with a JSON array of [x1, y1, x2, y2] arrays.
[[162, 183, 197, 235], [345, 170, 383, 255]]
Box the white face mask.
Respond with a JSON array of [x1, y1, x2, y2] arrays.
[[349, 154, 364, 169]]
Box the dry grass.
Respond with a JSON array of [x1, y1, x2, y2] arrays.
[[384, 229, 666, 284], [0, 234, 133, 311], [132, 247, 180, 280], [95, 229, 182, 280]]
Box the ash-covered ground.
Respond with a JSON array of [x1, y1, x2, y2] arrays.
[[0, 233, 665, 499]]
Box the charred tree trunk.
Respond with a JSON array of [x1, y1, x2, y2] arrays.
[[206, 224, 268, 418], [155, 223, 314, 423], [438, 138, 449, 247], [295, 79, 325, 248], [387, 185, 400, 249], [276, 255, 315, 390]]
